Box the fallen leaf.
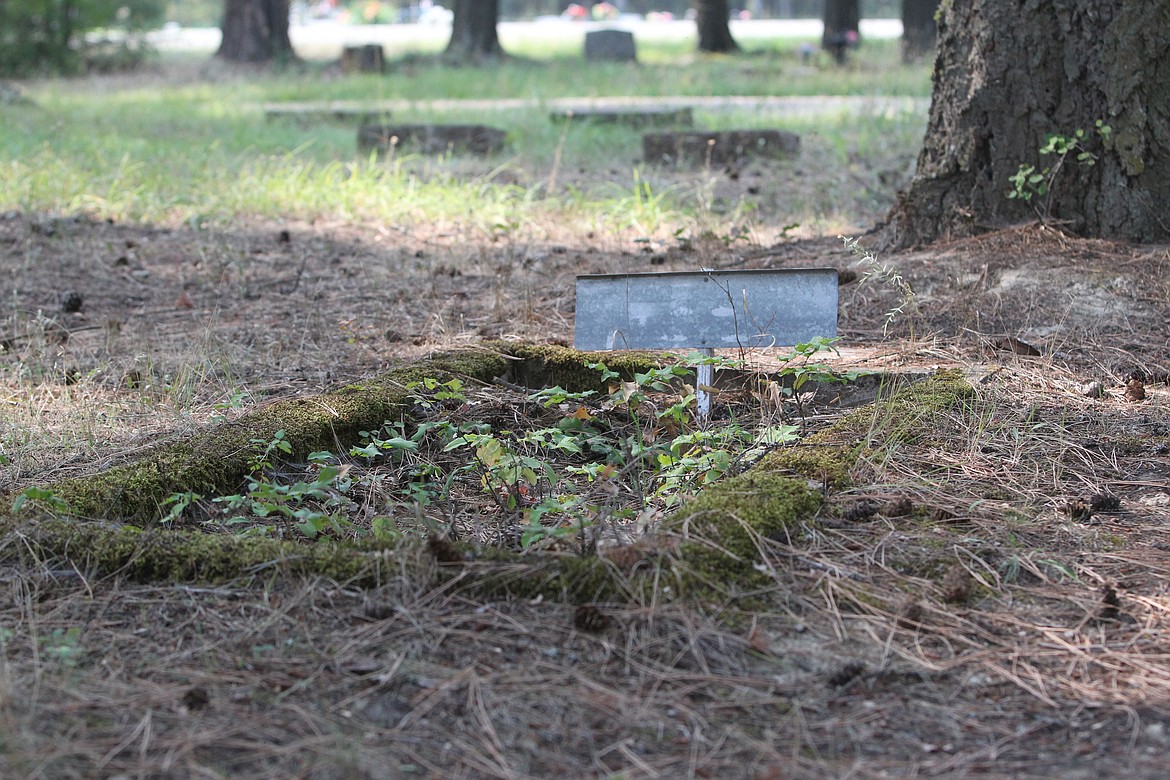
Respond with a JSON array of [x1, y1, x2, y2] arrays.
[[994, 336, 1042, 356]]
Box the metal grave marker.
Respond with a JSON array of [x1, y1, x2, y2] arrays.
[[574, 268, 839, 417]]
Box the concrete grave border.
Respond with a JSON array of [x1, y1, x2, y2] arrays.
[[1, 343, 971, 602]]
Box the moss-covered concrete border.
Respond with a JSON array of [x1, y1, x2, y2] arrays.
[[5, 343, 662, 525], [0, 347, 975, 600], [21, 348, 513, 524]]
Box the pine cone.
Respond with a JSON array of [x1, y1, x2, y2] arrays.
[[1125, 378, 1147, 402], [1065, 498, 1093, 522], [842, 499, 879, 522], [1089, 493, 1120, 513], [1098, 584, 1121, 621], [883, 495, 914, 517], [940, 564, 974, 604], [827, 660, 866, 688], [428, 534, 468, 564], [573, 604, 611, 633]]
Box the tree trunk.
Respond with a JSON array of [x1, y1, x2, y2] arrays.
[[217, 0, 294, 64], [821, 0, 859, 64], [900, 0, 937, 63], [445, 0, 502, 61], [882, 0, 1170, 249], [696, 0, 738, 53]]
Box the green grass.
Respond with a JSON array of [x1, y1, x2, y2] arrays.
[[0, 41, 928, 235], [271, 39, 929, 101]]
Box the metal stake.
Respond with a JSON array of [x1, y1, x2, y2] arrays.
[[696, 347, 714, 421]]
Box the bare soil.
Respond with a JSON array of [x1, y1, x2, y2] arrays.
[[2, 210, 1169, 779]]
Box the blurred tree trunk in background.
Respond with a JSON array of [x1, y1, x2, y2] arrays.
[[217, 0, 294, 63], [883, 0, 1170, 248], [696, 0, 738, 53], [446, 0, 503, 60], [821, 0, 859, 63], [901, 0, 938, 63]]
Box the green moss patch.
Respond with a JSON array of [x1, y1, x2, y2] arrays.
[[0, 350, 975, 601], [764, 370, 975, 486], [663, 470, 824, 593], [26, 349, 512, 523], [497, 341, 661, 393], [7, 516, 399, 583]]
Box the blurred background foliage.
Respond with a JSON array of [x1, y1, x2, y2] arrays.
[[0, 0, 165, 75], [1, 1, 903, 75]]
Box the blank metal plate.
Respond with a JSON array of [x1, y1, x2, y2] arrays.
[[573, 268, 838, 351]]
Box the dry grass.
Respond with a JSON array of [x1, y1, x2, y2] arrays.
[[1, 208, 1169, 778], [804, 359, 1170, 713], [4, 47, 1168, 778]]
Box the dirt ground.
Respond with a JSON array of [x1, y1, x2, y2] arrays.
[[2, 209, 1170, 778]]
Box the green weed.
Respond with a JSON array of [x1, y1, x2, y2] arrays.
[[151, 345, 852, 549], [12, 486, 71, 514], [1008, 121, 1113, 222]]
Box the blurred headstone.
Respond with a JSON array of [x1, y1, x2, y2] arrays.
[[341, 44, 385, 73], [358, 124, 507, 156], [584, 29, 637, 62], [0, 81, 32, 106], [643, 130, 801, 167]]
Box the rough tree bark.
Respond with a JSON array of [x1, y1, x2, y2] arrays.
[[696, 0, 738, 53], [217, 0, 294, 64], [882, 1, 1170, 249], [445, 0, 503, 61], [901, 0, 938, 63]]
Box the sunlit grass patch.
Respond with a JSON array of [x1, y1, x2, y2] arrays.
[[0, 87, 924, 240], [1, 39, 926, 233]]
